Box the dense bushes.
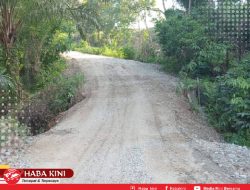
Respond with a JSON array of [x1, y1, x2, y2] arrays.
[[0, 0, 83, 137], [74, 40, 162, 63], [19, 66, 84, 135], [35, 58, 67, 90], [122, 46, 136, 60], [203, 59, 250, 146], [74, 29, 162, 63], [156, 9, 250, 146], [185, 42, 229, 78], [156, 10, 207, 71], [48, 73, 84, 115]]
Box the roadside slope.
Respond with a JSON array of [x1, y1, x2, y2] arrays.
[[21, 51, 250, 183]]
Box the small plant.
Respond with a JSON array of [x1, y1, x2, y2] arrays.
[[36, 58, 68, 90], [48, 73, 84, 114], [200, 58, 250, 146]]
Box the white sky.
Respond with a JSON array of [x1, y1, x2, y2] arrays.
[[156, 0, 176, 10], [134, 0, 178, 29]]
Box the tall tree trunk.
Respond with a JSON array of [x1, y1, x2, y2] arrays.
[[188, 0, 192, 14], [162, 0, 167, 12], [143, 11, 152, 43], [77, 27, 87, 41]]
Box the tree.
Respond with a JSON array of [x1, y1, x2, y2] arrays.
[[0, 0, 21, 55], [0, 0, 22, 95], [176, 0, 207, 12], [90, 0, 156, 46], [188, 0, 192, 14], [0, 0, 78, 93], [66, 0, 101, 41], [162, 0, 167, 12]]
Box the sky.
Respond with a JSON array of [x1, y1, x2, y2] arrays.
[[156, 0, 176, 10], [134, 0, 177, 29]]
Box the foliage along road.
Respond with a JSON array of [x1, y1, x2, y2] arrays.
[[21, 51, 250, 183]]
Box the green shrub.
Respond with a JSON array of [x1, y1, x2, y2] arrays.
[[160, 56, 182, 74], [201, 58, 250, 146], [185, 42, 230, 78], [19, 71, 84, 135], [74, 40, 125, 58], [48, 73, 84, 114], [155, 9, 207, 72], [178, 60, 250, 147], [74, 40, 102, 55], [155, 9, 230, 77], [122, 46, 136, 59], [36, 58, 67, 90], [40, 30, 73, 70], [101, 46, 124, 58], [135, 41, 159, 63], [156, 9, 250, 147]]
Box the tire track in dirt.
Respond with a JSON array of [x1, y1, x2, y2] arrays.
[[20, 51, 249, 183]]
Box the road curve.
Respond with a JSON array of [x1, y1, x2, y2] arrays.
[[22, 51, 249, 183]]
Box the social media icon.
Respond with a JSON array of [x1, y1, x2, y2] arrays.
[[130, 186, 136, 190], [194, 186, 201, 190]]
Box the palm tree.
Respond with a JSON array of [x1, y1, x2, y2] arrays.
[[0, 0, 21, 56]]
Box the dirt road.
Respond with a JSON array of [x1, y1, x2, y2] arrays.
[[21, 51, 250, 183]]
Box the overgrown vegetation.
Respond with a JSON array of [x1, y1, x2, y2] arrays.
[[73, 29, 162, 63], [0, 0, 159, 135], [20, 68, 84, 135], [71, 0, 162, 63], [156, 1, 250, 147], [0, 0, 87, 136], [204, 58, 250, 146]]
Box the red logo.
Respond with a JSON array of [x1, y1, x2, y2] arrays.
[[3, 169, 21, 184]]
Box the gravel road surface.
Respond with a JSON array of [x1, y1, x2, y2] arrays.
[[20, 51, 250, 183]]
